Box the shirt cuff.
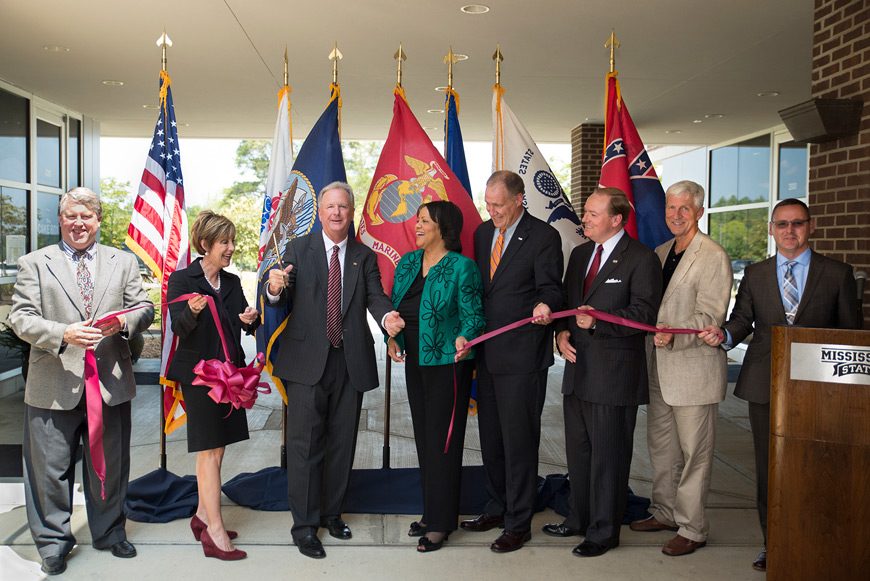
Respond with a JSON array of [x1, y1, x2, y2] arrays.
[[265, 286, 281, 304]]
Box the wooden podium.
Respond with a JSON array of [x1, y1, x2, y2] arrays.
[[768, 326, 870, 579]]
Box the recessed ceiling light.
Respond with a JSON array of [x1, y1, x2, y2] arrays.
[[102, 80, 124, 86], [43, 45, 69, 52], [142, 104, 159, 109], [705, 113, 724, 119], [693, 119, 703, 124], [461, 5, 490, 14], [434, 86, 448, 92], [427, 109, 445, 114], [757, 91, 780, 97], [665, 130, 683, 134], [422, 126, 439, 131], [454, 54, 469, 61]]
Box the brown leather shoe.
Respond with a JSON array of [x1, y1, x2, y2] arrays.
[[490, 530, 531, 553], [629, 515, 679, 532], [460, 513, 505, 532], [662, 534, 706, 556], [752, 548, 766, 571]]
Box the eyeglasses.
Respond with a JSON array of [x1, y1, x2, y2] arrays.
[[770, 219, 810, 230]]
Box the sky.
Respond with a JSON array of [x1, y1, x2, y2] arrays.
[[100, 138, 571, 207]]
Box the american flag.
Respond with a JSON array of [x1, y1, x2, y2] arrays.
[[125, 70, 190, 433]]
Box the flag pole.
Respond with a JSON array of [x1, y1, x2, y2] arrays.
[[605, 28, 620, 73], [394, 42, 406, 88], [328, 42, 343, 139], [279, 46, 290, 470], [492, 43, 503, 88], [443, 47, 457, 152], [155, 28, 172, 470]]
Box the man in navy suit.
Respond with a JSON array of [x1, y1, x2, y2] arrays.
[[550, 187, 662, 557]]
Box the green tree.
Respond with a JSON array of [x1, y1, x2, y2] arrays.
[[99, 177, 133, 249], [342, 141, 383, 224], [222, 140, 274, 200], [549, 156, 571, 197]]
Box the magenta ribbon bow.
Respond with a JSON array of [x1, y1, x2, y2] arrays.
[[192, 352, 271, 411]]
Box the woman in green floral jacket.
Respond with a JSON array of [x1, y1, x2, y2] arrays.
[[387, 201, 485, 553]]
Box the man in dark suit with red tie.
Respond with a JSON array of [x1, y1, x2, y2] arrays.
[[699, 198, 859, 572], [549, 187, 662, 557], [460, 171, 564, 553]]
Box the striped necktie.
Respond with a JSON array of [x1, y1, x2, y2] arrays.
[[490, 228, 506, 280], [326, 245, 342, 346], [782, 260, 799, 324]]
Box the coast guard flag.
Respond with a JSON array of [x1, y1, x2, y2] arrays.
[[600, 72, 671, 249], [358, 87, 482, 295], [258, 85, 294, 269], [492, 86, 585, 269], [256, 86, 346, 402], [125, 70, 190, 433]]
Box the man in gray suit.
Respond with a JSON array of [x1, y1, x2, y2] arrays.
[[700, 198, 859, 572], [629, 181, 732, 557], [10, 187, 154, 576], [266, 182, 403, 559]]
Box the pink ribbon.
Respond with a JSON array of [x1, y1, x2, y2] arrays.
[[84, 293, 268, 499]]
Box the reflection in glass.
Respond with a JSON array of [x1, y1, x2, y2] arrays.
[[0, 89, 29, 183], [778, 142, 808, 200], [37, 119, 62, 188], [0, 187, 28, 277], [709, 208, 769, 264], [69, 118, 81, 188], [709, 135, 771, 208], [0, 282, 25, 374], [37, 192, 61, 249]]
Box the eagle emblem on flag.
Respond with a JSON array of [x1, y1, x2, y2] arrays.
[[365, 156, 450, 225]]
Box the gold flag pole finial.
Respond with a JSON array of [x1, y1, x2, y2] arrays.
[[283, 45, 289, 86], [492, 43, 504, 87], [444, 46, 457, 90], [156, 29, 173, 72], [328, 42, 343, 85], [605, 28, 620, 73], [394, 43, 407, 87]]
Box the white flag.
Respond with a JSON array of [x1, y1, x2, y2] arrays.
[[257, 86, 294, 268]]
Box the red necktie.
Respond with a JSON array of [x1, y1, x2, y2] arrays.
[[326, 245, 342, 346], [583, 244, 603, 299]]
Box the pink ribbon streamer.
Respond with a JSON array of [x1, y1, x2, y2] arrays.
[[84, 293, 269, 499]]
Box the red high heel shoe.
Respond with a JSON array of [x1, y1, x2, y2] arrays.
[[191, 515, 238, 541], [200, 529, 247, 561]]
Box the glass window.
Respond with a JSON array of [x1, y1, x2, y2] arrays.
[[0, 282, 25, 374], [709, 207, 769, 264], [68, 117, 81, 188], [0, 89, 29, 183], [778, 142, 808, 200], [0, 187, 28, 277], [37, 192, 60, 249], [661, 147, 708, 195], [37, 119, 62, 188], [709, 135, 771, 208]]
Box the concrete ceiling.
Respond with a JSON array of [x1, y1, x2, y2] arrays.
[[0, 0, 812, 146]]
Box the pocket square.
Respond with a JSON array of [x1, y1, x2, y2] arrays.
[[605, 278, 622, 283]]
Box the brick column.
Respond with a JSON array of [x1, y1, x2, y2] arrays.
[[570, 123, 605, 211], [810, 0, 870, 326]]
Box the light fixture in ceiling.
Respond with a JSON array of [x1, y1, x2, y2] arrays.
[[434, 86, 448, 92], [665, 130, 683, 134], [757, 91, 780, 97], [102, 80, 124, 86], [454, 54, 469, 61], [422, 126, 439, 131], [461, 5, 490, 14], [705, 113, 724, 119], [43, 45, 69, 52], [427, 109, 444, 114], [693, 119, 703, 124], [142, 104, 159, 109]]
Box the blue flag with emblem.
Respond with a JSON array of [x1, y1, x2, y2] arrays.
[[256, 87, 347, 401]]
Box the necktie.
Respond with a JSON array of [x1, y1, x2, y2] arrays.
[[583, 244, 604, 299], [326, 245, 342, 346], [782, 260, 799, 324], [75, 250, 94, 318], [490, 228, 506, 280]]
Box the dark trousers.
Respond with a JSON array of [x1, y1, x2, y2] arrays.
[[405, 344, 473, 532], [748, 401, 770, 543], [563, 394, 637, 546], [284, 346, 362, 539], [477, 350, 548, 532], [23, 397, 132, 558]]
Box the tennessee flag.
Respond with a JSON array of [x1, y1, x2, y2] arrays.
[[600, 72, 671, 249], [358, 87, 482, 295]]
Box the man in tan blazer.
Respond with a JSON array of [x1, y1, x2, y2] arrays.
[[10, 187, 153, 575], [629, 181, 731, 557]]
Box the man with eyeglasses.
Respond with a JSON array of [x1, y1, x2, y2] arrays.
[[699, 198, 859, 572]]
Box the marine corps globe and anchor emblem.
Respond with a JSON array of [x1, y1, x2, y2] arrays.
[[366, 155, 450, 225]]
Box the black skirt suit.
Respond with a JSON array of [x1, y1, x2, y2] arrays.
[[166, 258, 260, 452]]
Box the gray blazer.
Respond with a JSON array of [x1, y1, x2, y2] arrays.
[[10, 242, 154, 410], [651, 232, 732, 406]]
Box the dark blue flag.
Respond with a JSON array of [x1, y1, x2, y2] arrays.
[[444, 88, 472, 196]]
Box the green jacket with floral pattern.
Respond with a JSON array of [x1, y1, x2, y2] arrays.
[[390, 249, 485, 366]]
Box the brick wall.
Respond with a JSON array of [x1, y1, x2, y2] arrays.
[[810, 0, 870, 326], [570, 123, 605, 211]]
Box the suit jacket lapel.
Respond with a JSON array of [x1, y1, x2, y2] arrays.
[[491, 212, 530, 287], [45, 242, 88, 318], [311, 234, 328, 294], [760, 258, 788, 324], [795, 250, 823, 322], [478, 221, 495, 292], [342, 241, 362, 316], [661, 235, 701, 303], [91, 244, 113, 315]]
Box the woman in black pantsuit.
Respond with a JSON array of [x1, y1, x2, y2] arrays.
[[166, 211, 259, 561]]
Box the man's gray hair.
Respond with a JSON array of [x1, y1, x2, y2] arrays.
[[318, 181, 355, 208], [58, 187, 102, 219], [665, 180, 705, 210]]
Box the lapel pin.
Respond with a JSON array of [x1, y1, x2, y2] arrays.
[[612, 259, 618, 264], [517, 237, 524, 241], [353, 262, 358, 266]]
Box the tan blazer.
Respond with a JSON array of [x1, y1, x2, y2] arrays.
[[10, 242, 154, 410], [651, 232, 732, 406]]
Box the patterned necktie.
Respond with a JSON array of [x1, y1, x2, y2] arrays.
[[490, 228, 506, 280], [75, 250, 94, 318], [583, 244, 604, 299], [326, 245, 342, 346], [782, 260, 799, 324]]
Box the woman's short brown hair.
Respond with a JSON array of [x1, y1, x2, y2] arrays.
[[190, 210, 236, 255]]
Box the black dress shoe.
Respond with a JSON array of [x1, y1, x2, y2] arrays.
[[322, 519, 352, 540], [460, 513, 505, 532], [41, 555, 67, 575], [294, 534, 326, 559], [752, 548, 766, 571], [97, 540, 137, 558], [542, 522, 583, 537], [573, 539, 617, 557], [490, 530, 531, 553]]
